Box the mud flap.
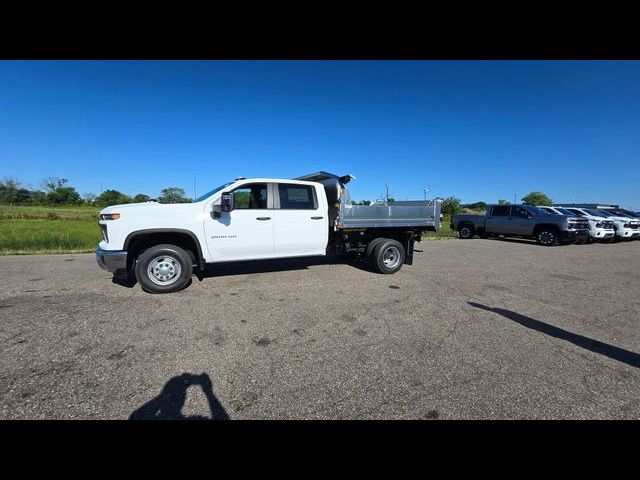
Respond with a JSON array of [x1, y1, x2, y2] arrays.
[[404, 234, 415, 265]]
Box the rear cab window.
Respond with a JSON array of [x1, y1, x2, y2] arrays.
[[277, 183, 318, 210], [490, 205, 510, 216]]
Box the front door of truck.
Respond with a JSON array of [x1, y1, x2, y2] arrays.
[[204, 182, 275, 261], [485, 205, 511, 234], [272, 182, 328, 257]]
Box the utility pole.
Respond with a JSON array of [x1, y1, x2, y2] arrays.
[[423, 186, 428, 201], [513, 193, 517, 204], [193, 177, 197, 200]]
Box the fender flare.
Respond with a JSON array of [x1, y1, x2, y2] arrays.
[[123, 228, 206, 270]]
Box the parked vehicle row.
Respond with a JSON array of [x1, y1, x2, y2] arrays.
[[451, 203, 640, 246]]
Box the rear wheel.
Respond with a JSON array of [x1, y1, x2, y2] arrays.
[[366, 238, 387, 264], [134, 244, 193, 294], [458, 224, 474, 239], [371, 239, 405, 274], [535, 228, 559, 246]]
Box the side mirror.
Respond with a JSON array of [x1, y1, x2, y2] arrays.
[[220, 192, 234, 213]]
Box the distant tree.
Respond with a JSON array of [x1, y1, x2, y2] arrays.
[[159, 187, 191, 203], [132, 193, 151, 203], [522, 191, 552, 206], [82, 193, 97, 205], [353, 199, 372, 205], [42, 177, 81, 205], [95, 189, 132, 207], [0, 177, 22, 203], [441, 196, 462, 216], [497, 199, 509, 205]]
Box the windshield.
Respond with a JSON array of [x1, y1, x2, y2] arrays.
[[555, 208, 576, 216], [592, 209, 613, 217], [539, 207, 557, 214], [194, 182, 234, 202]]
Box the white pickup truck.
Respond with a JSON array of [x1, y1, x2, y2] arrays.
[[96, 172, 441, 293]]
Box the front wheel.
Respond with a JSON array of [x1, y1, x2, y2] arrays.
[[371, 239, 405, 274], [134, 244, 193, 293], [536, 229, 559, 247]]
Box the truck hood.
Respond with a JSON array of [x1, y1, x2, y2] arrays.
[[100, 201, 197, 215]]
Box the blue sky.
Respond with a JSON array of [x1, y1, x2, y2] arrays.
[[1, 60, 639, 208]]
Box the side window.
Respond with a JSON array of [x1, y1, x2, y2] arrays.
[[232, 183, 268, 209], [568, 209, 583, 216], [277, 184, 317, 210], [510, 206, 528, 217], [490, 205, 510, 216]]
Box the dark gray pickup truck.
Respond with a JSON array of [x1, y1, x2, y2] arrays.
[[451, 204, 590, 246]]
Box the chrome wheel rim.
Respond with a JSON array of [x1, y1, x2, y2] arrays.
[[538, 231, 554, 245], [460, 227, 471, 238], [147, 255, 181, 285], [382, 246, 401, 269]]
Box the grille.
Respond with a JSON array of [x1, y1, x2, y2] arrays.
[[569, 221, 589, 230]]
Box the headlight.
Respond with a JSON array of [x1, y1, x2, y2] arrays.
[[100, 213, 121, 220], [623, 223, 630, 228], [595, 223, 602, 228]]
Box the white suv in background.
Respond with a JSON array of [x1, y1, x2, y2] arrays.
[[542, 207, 615, 243], [560, 207, 639, 242]]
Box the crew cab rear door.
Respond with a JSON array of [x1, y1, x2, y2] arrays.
[[485, 205, 511, 234], [272, 182, 328, 257]]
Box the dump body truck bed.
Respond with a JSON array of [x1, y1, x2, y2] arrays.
[[340, 201, 441, 229], [294, 171, 441, 232]]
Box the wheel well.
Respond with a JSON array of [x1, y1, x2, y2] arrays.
[[125, 230, 203, 271], [533, 223, 560, 235], [458, 221, 475, 231]]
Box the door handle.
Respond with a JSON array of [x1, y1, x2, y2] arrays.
[[256, 217, 271, 221], [311, 216, 323, 220]]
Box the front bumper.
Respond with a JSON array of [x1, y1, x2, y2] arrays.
[[616, 228, 639, 238], [96, 248, 127, 273], [559, 230, 589, 242]]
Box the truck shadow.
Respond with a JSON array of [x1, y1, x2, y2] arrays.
[[129, 372, 229, 420], [112, 256, 374, 289], [468, 302, 640, 370], [196, 255, 373, 279], [485, 237, 538, 246]]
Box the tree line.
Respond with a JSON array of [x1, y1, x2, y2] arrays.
[[440, 191, 553, 217], [0, 176, 192, 207]]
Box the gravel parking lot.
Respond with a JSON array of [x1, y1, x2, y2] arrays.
[[1, 238, 639, 419]]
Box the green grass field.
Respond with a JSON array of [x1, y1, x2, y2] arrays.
[[0, 205, 101, 254], [422, 214, 456, 240]]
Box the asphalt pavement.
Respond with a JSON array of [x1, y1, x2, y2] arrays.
[[1, 238, 639, 419]]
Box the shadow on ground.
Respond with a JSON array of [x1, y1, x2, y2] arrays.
[[129, 373, 230, 420], [468, 302, 640, 370]]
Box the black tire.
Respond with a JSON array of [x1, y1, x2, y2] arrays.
[[366, 237, 387, 265], [535, 228, 559, 246], [371, 239, 405, 274], [134, 244, 193, 294], [458, 224, 474, 239]]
